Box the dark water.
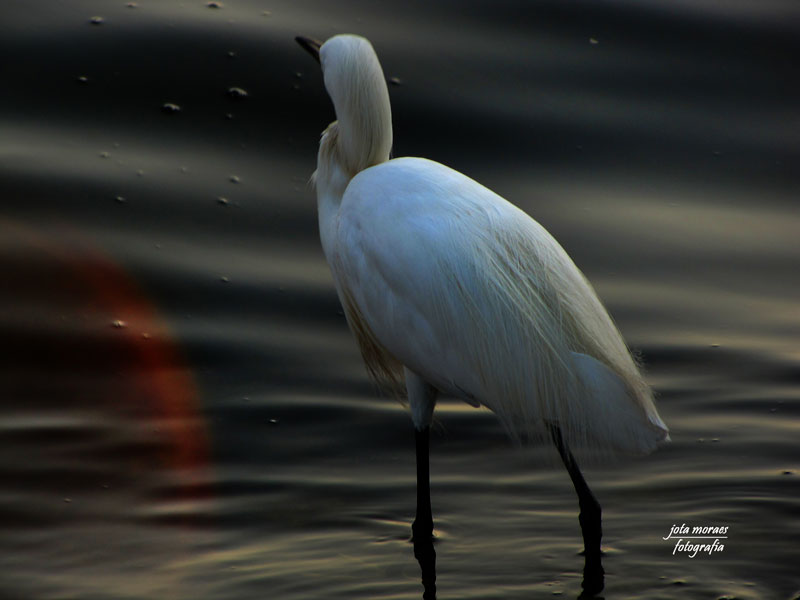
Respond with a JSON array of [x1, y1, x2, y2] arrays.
[[1, 1, 799, 598]]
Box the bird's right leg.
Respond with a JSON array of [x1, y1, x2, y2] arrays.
[[549, 424, 604, 595], [405, 368, 438, 540]]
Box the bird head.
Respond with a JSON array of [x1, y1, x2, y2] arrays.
[[296, 34, 393, 179]]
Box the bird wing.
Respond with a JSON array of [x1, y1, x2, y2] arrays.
[[331, 157, 667, 453]]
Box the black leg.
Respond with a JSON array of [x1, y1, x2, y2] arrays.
[[411, 426, 437, 598], [412, 426, 434, 540], [549, 425, 604, 596]]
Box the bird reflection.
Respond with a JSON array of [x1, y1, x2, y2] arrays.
[[412, 536, 436, 600], [410, 529, 605, 599], [579, 551, 605, 598]]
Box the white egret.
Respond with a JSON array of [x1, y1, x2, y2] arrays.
[[296, 34, 668, 593]]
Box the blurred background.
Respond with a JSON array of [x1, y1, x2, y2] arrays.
[[1, 1, 798, 598]]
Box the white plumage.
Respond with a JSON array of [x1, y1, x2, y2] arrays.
[[305, 34, 668, 456]]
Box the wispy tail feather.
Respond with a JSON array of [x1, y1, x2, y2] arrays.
[[570, 352, 669, 455]]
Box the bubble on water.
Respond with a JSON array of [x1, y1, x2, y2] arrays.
[[161, 102, 182, 114], [229, 175, 240, 184], [111, 319, 127, 329], [227, 86, 248, 99], [89, 16, 105, 25]]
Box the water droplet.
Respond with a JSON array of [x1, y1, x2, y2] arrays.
[[179, 166, 189, 174], [115, 195, 126, 203], [783, 470, 794, 475], [136, 169, 145, 177], [217, 196, 230, 206], [388, 76, 402, 86], [100, 151, 110, 159], [206, 1, 223, 8], [229, 175, 240, 184], [64, 497, 72, 503], [141, 332, 151, 340], [219, 276, 230, 283], [269, 418, 279, 424], [227, 50, 237, 58], [225, 112, 233, 120], [227, 86, 248, 99], [710, 343, 720, 348], [77, 75, 89, 84], [111, 319, 127, 329], [89, 16, 105, 25], [589, 37, 599, 45], [711, 438, 719, 442], [262, 10, 271, 17], [127, 2, 138, 7], [161, 102, 181, 114]]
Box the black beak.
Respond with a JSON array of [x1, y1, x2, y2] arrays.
[[295, 36, 322, 65]]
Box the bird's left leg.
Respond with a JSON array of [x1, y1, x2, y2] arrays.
[[549, 424, 604, 595], [406, 369, 438, 598], [405, 368, 438, 541]]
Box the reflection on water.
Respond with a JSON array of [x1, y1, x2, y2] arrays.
[[1, 0, 799, 598]]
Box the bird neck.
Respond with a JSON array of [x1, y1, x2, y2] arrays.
[[314, 123, 351, 262], [322, 51, 393, 179], [313, 50, 392, 256]]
